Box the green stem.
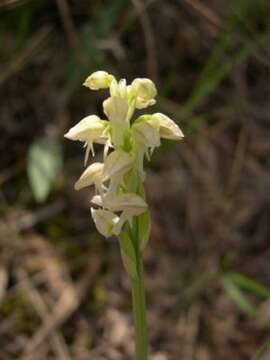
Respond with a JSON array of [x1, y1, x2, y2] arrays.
[[131, 254, 148, 360]]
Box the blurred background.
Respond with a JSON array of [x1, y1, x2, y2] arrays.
[[1, 0, 270, 359]]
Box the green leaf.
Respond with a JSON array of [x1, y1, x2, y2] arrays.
[[227, 272, 270, 299], [27, 138, 63, 203], [185, 12, 270, 113], [222, 277, 258, 318], [118, 231, 137, 279], [252, 339, 270, 360], [138, 210, 151, 251]]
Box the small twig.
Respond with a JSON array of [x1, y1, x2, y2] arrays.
[[182, 0, 221, 30], [118, 0, 157, 35], [0, 0, 32, 8], [131, 0, 158, 82], [0, 268, 8, 304], [22, 259, 100, 356], [17, 269, 71, 360], [227, 129, 248, 196], [55, 0, 80, 51]]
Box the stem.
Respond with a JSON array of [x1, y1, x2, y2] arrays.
[[131, 254, 148, 360]]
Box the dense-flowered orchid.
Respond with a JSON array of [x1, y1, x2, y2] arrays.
[[65, 71, 183, 239], [65, 71, 184, 360]]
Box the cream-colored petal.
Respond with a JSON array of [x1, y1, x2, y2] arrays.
[[151, 113, 184, 140], [112, 212, 129, 235], [91, 208, 119, 237], [135, 98, 156, 109], [74, 162, 105, 190], [103, 149, 133, 179], [132, 121, 160, 149], [99, 193, 148, 215], [91, 194, 103, 207], [131, 78, 157, 100], [103, 96, 129, 123], [64, 115, 108, 142]]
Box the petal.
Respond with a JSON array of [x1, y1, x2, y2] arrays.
[[103, 96, 129, 124], [151, 113, 184, 140], [103, 149, 133, 179], [91, 208, 119, 237], [102, 193, 148, 215], [64, 115, 108, 142], [109, 78, 128, 98], [135, 98, 156, 110], [112, 212, 130, 235], [132, 121, 160, 149], [74, 162, 104, 190], [131, 78, 157, 100]]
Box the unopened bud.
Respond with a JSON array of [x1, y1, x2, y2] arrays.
[[84, 71, 114, 90]]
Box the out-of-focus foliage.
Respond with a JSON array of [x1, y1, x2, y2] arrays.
[[1, 0, 270, 358], [27, 138, 63, 202]]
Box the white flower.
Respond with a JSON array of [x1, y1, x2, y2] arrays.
[[104, 149, 133, 179], [64, 115, 106, 141], [151, 113, 184, 140], [103, 96, 129, 124], [92, 193, 147, 214], [103, 96, 129, 147], [74, 162, 105, 193], [65, 72, 184, 242], [83, 71, 114, 90], [91, 193, 148, 235], [110, 78, 128, 98], [64, 115, 109, 165], [132, 118, 160, 172], [132, 121, 160, 150], [91, 208, 120, 237], [131, 78, 157, 109]]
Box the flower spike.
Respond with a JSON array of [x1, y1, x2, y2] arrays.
[[64, 71, 185, 360], [64, 72, 184, 239]]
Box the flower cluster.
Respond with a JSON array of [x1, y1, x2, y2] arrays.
[[65, 71, 184, 240]]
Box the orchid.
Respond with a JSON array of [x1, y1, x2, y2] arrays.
[[65, 71, 184, 360]]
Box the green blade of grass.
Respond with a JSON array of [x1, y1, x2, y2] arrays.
[[222, 277, 258, 318], [252, 339, 270, 360], [227, 272, 270, 300], [185, 29, 270, 112]]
